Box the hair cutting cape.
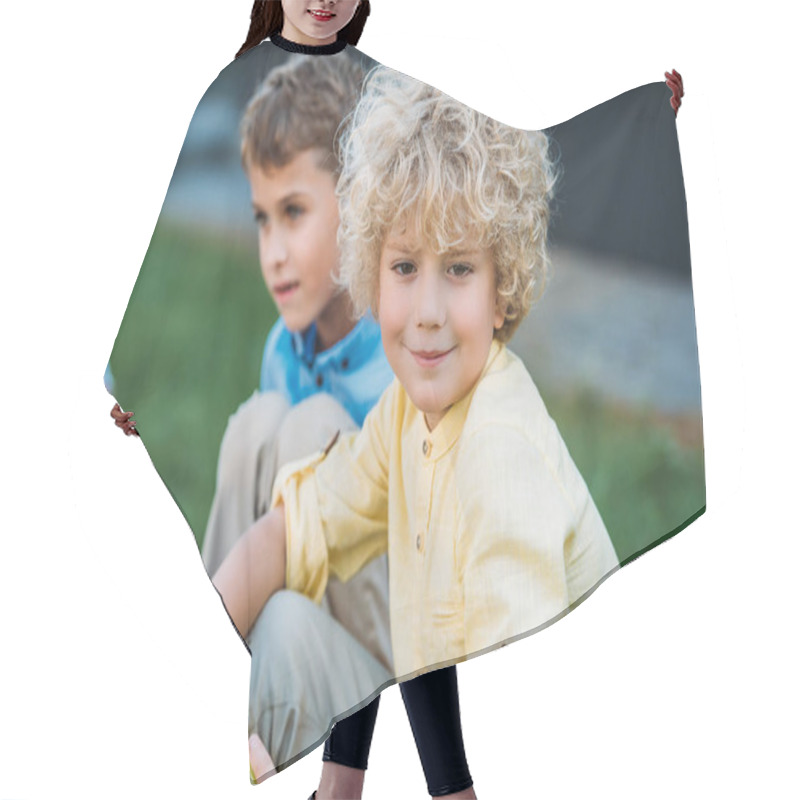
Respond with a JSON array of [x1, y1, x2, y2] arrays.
[[108, 40, 704, 781]]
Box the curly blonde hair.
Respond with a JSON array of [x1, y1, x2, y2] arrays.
[[336, 67, 556, 342]]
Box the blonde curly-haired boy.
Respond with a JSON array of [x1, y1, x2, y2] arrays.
[[214, 66, 619, 771]]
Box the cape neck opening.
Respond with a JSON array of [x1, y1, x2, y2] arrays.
[[270, 32, 348, 55]]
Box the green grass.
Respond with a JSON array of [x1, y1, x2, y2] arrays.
[[110, 222, 705, 560], [110, 219, 277, 542], [541, 387, 705, 564]]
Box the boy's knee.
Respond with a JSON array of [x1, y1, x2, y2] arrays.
[[277, 394, 357, 465], [217, 392, 289, 479], [248, 589, 317, 648]]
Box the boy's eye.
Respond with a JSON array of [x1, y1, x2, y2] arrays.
[[391, 261, 416, 277], [449, 263, 473, 278], [253, 210, 267, 226], [285, 204, 304, 220]]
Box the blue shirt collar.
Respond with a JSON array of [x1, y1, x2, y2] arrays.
[[289, 313, 382, 371]]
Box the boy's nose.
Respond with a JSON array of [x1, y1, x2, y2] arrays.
[[414, 274, 446, 328], [261, 231, 288, 272]]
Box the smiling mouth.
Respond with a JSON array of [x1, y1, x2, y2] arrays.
[[409, 347, 455, 368], [308, 9, 335, 21]]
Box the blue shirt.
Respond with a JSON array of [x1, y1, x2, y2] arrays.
[[259, 314, 394, 427]]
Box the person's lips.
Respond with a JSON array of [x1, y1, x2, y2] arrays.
[[307, 9, 335, 22], [409, 346, 455, 368], [271, 280, 300, 302]]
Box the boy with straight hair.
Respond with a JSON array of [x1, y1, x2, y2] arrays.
[[207, 55, 471, 794]]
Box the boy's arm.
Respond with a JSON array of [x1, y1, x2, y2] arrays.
[[212, 505, 286, 639], [456, 426, 572, 655], [273, 384, 396, 597]]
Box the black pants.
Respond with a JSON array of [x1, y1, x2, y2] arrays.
[[323, 665, 473, 797]]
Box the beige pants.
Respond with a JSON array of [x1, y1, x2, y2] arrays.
[[248, 589, 393, 773], [201, 392, 393, 768]]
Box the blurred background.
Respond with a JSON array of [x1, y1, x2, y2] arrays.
[[109, 47, 703, 566]]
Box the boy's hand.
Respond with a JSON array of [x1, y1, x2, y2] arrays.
[[665, 69, 684, 115], [110, 402, 139, 436]]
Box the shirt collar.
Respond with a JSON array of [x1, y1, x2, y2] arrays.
[[290, 313, 381, 370], [423, 339, 504, 461], [290, 323, 318, 368]]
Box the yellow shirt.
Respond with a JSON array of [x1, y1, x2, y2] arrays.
[[273, 340, 619, 679]]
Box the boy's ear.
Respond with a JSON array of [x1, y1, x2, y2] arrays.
[[493, 295, 506, 330]]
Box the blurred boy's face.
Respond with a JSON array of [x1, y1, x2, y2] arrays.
[[281, 0, 361, 46], [377, 226, 504, 431], [250, 150, 352, 350]]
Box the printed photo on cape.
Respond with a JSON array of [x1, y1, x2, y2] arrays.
[[107, 43, 704, 778]]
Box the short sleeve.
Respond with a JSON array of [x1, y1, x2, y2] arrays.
[[456, 424, 573, 655]]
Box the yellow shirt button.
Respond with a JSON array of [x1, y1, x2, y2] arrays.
[[416, 534, 422, 550], [422, 440, 431, 456]]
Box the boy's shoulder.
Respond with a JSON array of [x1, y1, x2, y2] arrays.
[[265, 316, 289, 347], [262, 317, 293, 366], [260, 318, 296, 392], [463, 343, 550, 441], [458, 344, 586, 512]]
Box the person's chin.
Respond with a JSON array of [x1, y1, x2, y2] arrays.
[[407, 383, 449, 418], [281, 312, 313, 334]]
